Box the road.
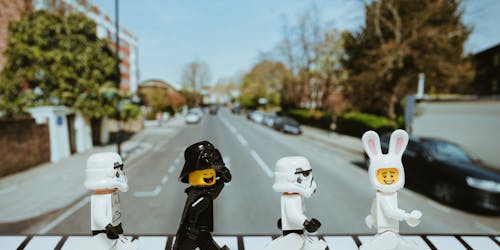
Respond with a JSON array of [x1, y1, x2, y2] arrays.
[[23, 108, 500, 235]]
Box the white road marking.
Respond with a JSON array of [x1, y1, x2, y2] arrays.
[[161, 176, 169, 184], [38, 197, 90, 234], [250, 150, 273, 178], [168, 165, 176, 174], [134, 185, 162, 197], [236, 134, 249, 146], [474, 222, 500, 234]]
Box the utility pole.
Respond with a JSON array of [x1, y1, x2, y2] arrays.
[[115, 0, 122, 156]]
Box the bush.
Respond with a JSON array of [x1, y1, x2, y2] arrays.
[[336, 112, 396, 137], [279, 109, 332, 130]]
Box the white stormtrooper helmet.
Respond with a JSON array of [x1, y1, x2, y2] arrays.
[[84, 152, 129, 192], [362, 129, 409, 193], [273, 156, 317, 198]]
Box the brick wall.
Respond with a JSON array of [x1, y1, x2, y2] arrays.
[[0, 118, 50, 177], [0, 0, 32, 71]]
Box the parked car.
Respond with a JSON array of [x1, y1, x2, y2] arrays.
[[262, 114, 277, 127], [231, 104, 242, 114], [273, 117, 302, 135], [209, 104, 218, 115], [250, 111, 265, 124], [246, 109, 254, 120], [185, 111, 202, 124], [365, 134, 500, 214]]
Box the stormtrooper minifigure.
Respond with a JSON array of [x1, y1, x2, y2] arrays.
[[360, 130, 422, 250], [264, 156, 327, 250], [77, 152, 138, 250]]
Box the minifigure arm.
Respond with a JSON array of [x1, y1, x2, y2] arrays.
[[379, 198, 407, 221], [92, 197, 111, 229], [283, 197, 307, 226]]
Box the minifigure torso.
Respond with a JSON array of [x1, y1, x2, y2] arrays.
[[375, 192, 399, 233], [90, 192, 123, 230], [280, 194, 307, 231]]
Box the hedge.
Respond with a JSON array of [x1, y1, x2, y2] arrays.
[[279, 109, 332, 130], [336, 112, 397, 138]]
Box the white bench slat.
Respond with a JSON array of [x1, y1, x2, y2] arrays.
[[243, 236, 273, 250], [461, 236, 499, 250], [0, 236, 26, 250], [427, 236, 467, 250], [24, 236, 62, 250], [324, 236, 358, 250], [137, 236, 168, 250]]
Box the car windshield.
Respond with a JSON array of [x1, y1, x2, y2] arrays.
[[422, 140, 474, 163]]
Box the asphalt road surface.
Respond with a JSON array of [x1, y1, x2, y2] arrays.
[[24, 108, 500, 235]]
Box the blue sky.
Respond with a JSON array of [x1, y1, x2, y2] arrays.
[[94, 0, 500, 88]]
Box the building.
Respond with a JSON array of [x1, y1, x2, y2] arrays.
[[0, 0, 139, 94], [473, 43, 500, 95]]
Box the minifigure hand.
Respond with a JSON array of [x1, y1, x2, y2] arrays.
[[277, 218, 282, 230], [405, 210, 422, 227], [218, 167, 232, 183], [105, 224, 120, 239], [304, 218, 321, 233], [365, 214, 374, 229]]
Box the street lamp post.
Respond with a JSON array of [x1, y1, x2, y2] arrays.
[[115, 0, 122, 156]]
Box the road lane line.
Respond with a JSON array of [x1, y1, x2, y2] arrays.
[[168, 165, 176, 174], [236, 134, 249, 146], [134, 185, 162, 197], [250, 150, 273, 178], [38, 197, 90, 234], [161, 176, 169, 184]]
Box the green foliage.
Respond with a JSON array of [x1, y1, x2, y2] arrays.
[[0, 10, 119, 118], [279, 109, 332, 130], [342, 0, 474, 119], [336, 112, 397, 138], [120, 103, 142, 121], [238, 60, 289, 108]]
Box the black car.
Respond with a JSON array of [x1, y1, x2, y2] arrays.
[[273, 117, 302, 135], [231, 104, 241, 114], [366, 134, 500, 214]]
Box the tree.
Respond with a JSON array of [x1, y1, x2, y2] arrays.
[[180, 60, 211, 93], [0, 10, 120, 118], [278, 7, 346, 110], [343, 0, 474, 119], [238, 60, 289, 108]]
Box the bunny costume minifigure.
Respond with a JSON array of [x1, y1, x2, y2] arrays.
[[360, 130, 422, 250]]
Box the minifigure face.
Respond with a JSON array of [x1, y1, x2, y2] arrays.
[[376, 168, 399, 185], [188, 168, 216, 186]]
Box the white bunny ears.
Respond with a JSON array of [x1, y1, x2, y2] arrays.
[[362, 129, 409, 192], [362, 129, 409, 160]]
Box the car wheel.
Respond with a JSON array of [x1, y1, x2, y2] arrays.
[[433, 181, 456, 204]]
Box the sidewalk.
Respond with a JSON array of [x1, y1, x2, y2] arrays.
[[301, 125, 364, 155], [0, 116, 184, 224]]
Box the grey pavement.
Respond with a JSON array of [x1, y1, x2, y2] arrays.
[[301, 125, 363, 155], [0, 116, 185, 224]]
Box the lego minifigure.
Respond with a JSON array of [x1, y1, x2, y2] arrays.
[[264, 156, 327, 250], [360, 130, 422, 250], [77, 152, 138, 250], [173, 141, 232, 250]]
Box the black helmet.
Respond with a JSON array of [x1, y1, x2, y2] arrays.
[[179, 141, 225, 183]]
